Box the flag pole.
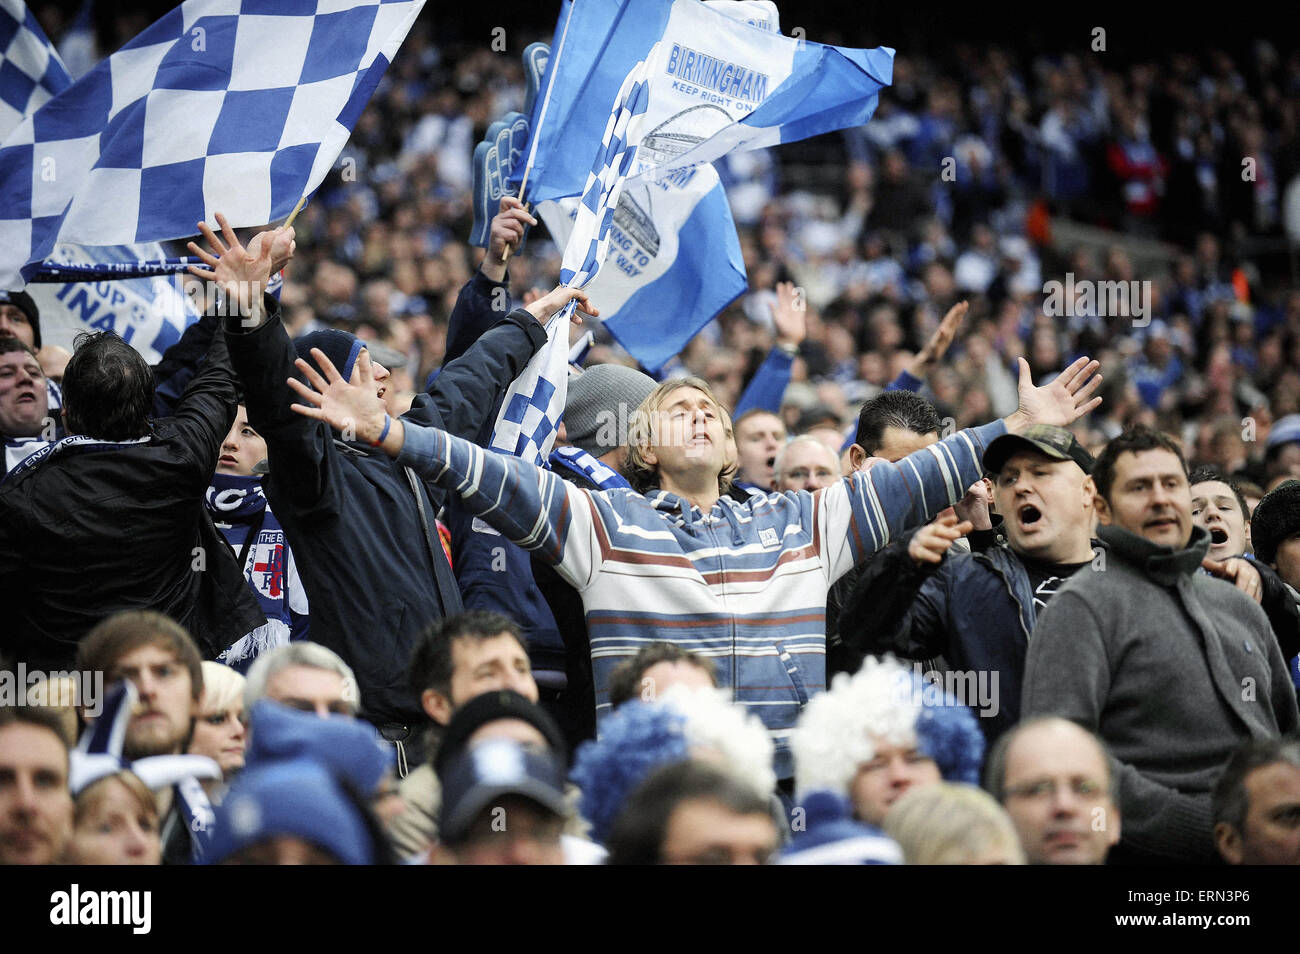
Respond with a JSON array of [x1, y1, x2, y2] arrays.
[[501, 0, 577, 265], [283, 196, 308, 230]]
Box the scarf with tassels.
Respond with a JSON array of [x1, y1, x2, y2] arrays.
[[205, 473, 307, 671]]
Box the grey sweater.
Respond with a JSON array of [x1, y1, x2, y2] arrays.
[[1023, 524, 1299, 863]]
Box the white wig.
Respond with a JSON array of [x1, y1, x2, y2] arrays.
[[660, 684, 777, 802], [791, 657, 922, 799]]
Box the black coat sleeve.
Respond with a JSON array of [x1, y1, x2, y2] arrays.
[[835, 527, 951, 660], [1257, 560, 1300, 661], [151, 312, 220, 418], [166, 321, 239, 483], [224, 296, 343, 521], [405, 308, 547, 443], [442, 269, 512, 366]]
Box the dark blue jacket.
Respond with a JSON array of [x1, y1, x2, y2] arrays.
[[840, 540, 1047, 741], [226, 296, 545, 730], [439, 271, 567, 674]]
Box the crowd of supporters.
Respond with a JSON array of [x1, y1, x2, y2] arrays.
[[2, 8, 1299, 868]]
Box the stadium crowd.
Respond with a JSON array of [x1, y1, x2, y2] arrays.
[[1, 9, 1299, 866]]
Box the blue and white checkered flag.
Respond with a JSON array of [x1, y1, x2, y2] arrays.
[[0, 0, 72, 143], [0, 0, 424, 290], [489, 57, 652, 466]]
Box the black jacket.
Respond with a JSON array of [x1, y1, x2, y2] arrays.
[[0, 327, 264, 666], [225, 299, 545, 730], [833, 528, 1052, 742]]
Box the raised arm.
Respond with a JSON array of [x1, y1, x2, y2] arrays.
[[821, 355, 1101, 580], [441, 196, 536, 364], [183, 216, 344, 516], [286, 344, 602, 590], [409, 284, 590, 443], [734, 282, 803, 417]]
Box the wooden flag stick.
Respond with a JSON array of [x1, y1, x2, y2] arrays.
[[283, 196, 308, 230]]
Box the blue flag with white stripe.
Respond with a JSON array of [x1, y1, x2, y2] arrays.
[[0, 0, 73, 142], [490, 58, 652, 466], [0, 0, 425, 290]]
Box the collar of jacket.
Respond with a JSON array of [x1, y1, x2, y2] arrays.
[[647, 487, 746, 543], [1096, 523, 1210, 586]]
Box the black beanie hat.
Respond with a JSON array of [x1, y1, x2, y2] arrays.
[[0, 290, 41, 350], [1250, 479, 1300, 565], [434, 689, 566, 778], [294, 328, 364, 382]]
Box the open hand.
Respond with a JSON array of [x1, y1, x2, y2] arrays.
[[186, 213, 294, 319], [1005, 356, 1102, 433], [770, 281, 806, 348], [288, 347, 389, 446]]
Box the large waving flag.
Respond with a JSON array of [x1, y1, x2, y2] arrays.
[[0, 0, 73, 142], [516, 0, 889, 372], [0, 0, 425, 290], [535, 160, 744, 372], [490, 59, 652, 466], [515, 0, 892, 201]]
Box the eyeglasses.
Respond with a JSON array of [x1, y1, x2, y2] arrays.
[[1005, 777, 1107, 801]]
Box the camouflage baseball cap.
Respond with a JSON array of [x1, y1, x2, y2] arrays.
[[982, 424, 1095, 475]]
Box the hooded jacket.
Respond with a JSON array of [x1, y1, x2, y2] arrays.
[[1023, 524, 1300, 864], [225, 298, 546, 730], [393, 416, 1004, 779]]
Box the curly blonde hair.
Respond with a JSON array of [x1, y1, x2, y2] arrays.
[[624, 376, 736, 495]]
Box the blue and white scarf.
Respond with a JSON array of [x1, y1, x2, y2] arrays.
[[548, 445, 630, 490], [205, 473, 307, 671]]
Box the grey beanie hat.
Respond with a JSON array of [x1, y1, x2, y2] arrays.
[[565, 363, 656, 456]]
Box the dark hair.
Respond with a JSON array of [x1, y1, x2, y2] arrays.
[[1188, 466, 1248, 521], [604, 760, 774, 865], [983, 716, 1117, 805], [0, 336, 39, 361], [1211, 736, 1300, 832], [75, 610, 204, 702], [1092, 426, 1187, 503], [62, 331, 154, 440], [408, 610, 527, 699], [854, 390, 942, 456], [608, 642, 717, 709], [0, 703, 74, 754]]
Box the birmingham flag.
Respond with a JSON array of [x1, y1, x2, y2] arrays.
[[0, 0, 72, 142], [515, 0, 892, 200], [0, 0, 425, 290], [517, 0, 890, 371], [490, 58, 652, 466]]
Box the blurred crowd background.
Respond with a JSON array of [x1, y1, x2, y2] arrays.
[[30, 2, 1300, 492]]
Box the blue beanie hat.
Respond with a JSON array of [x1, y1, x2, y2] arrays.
[[570, 701, 690, 844], [205, 758, 374, 865], [778, 790, 903, 865], [294, 328, 365, 383], [243, 700, 389, 796]]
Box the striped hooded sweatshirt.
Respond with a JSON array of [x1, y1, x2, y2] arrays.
[[397, 419, 1005, 778]]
